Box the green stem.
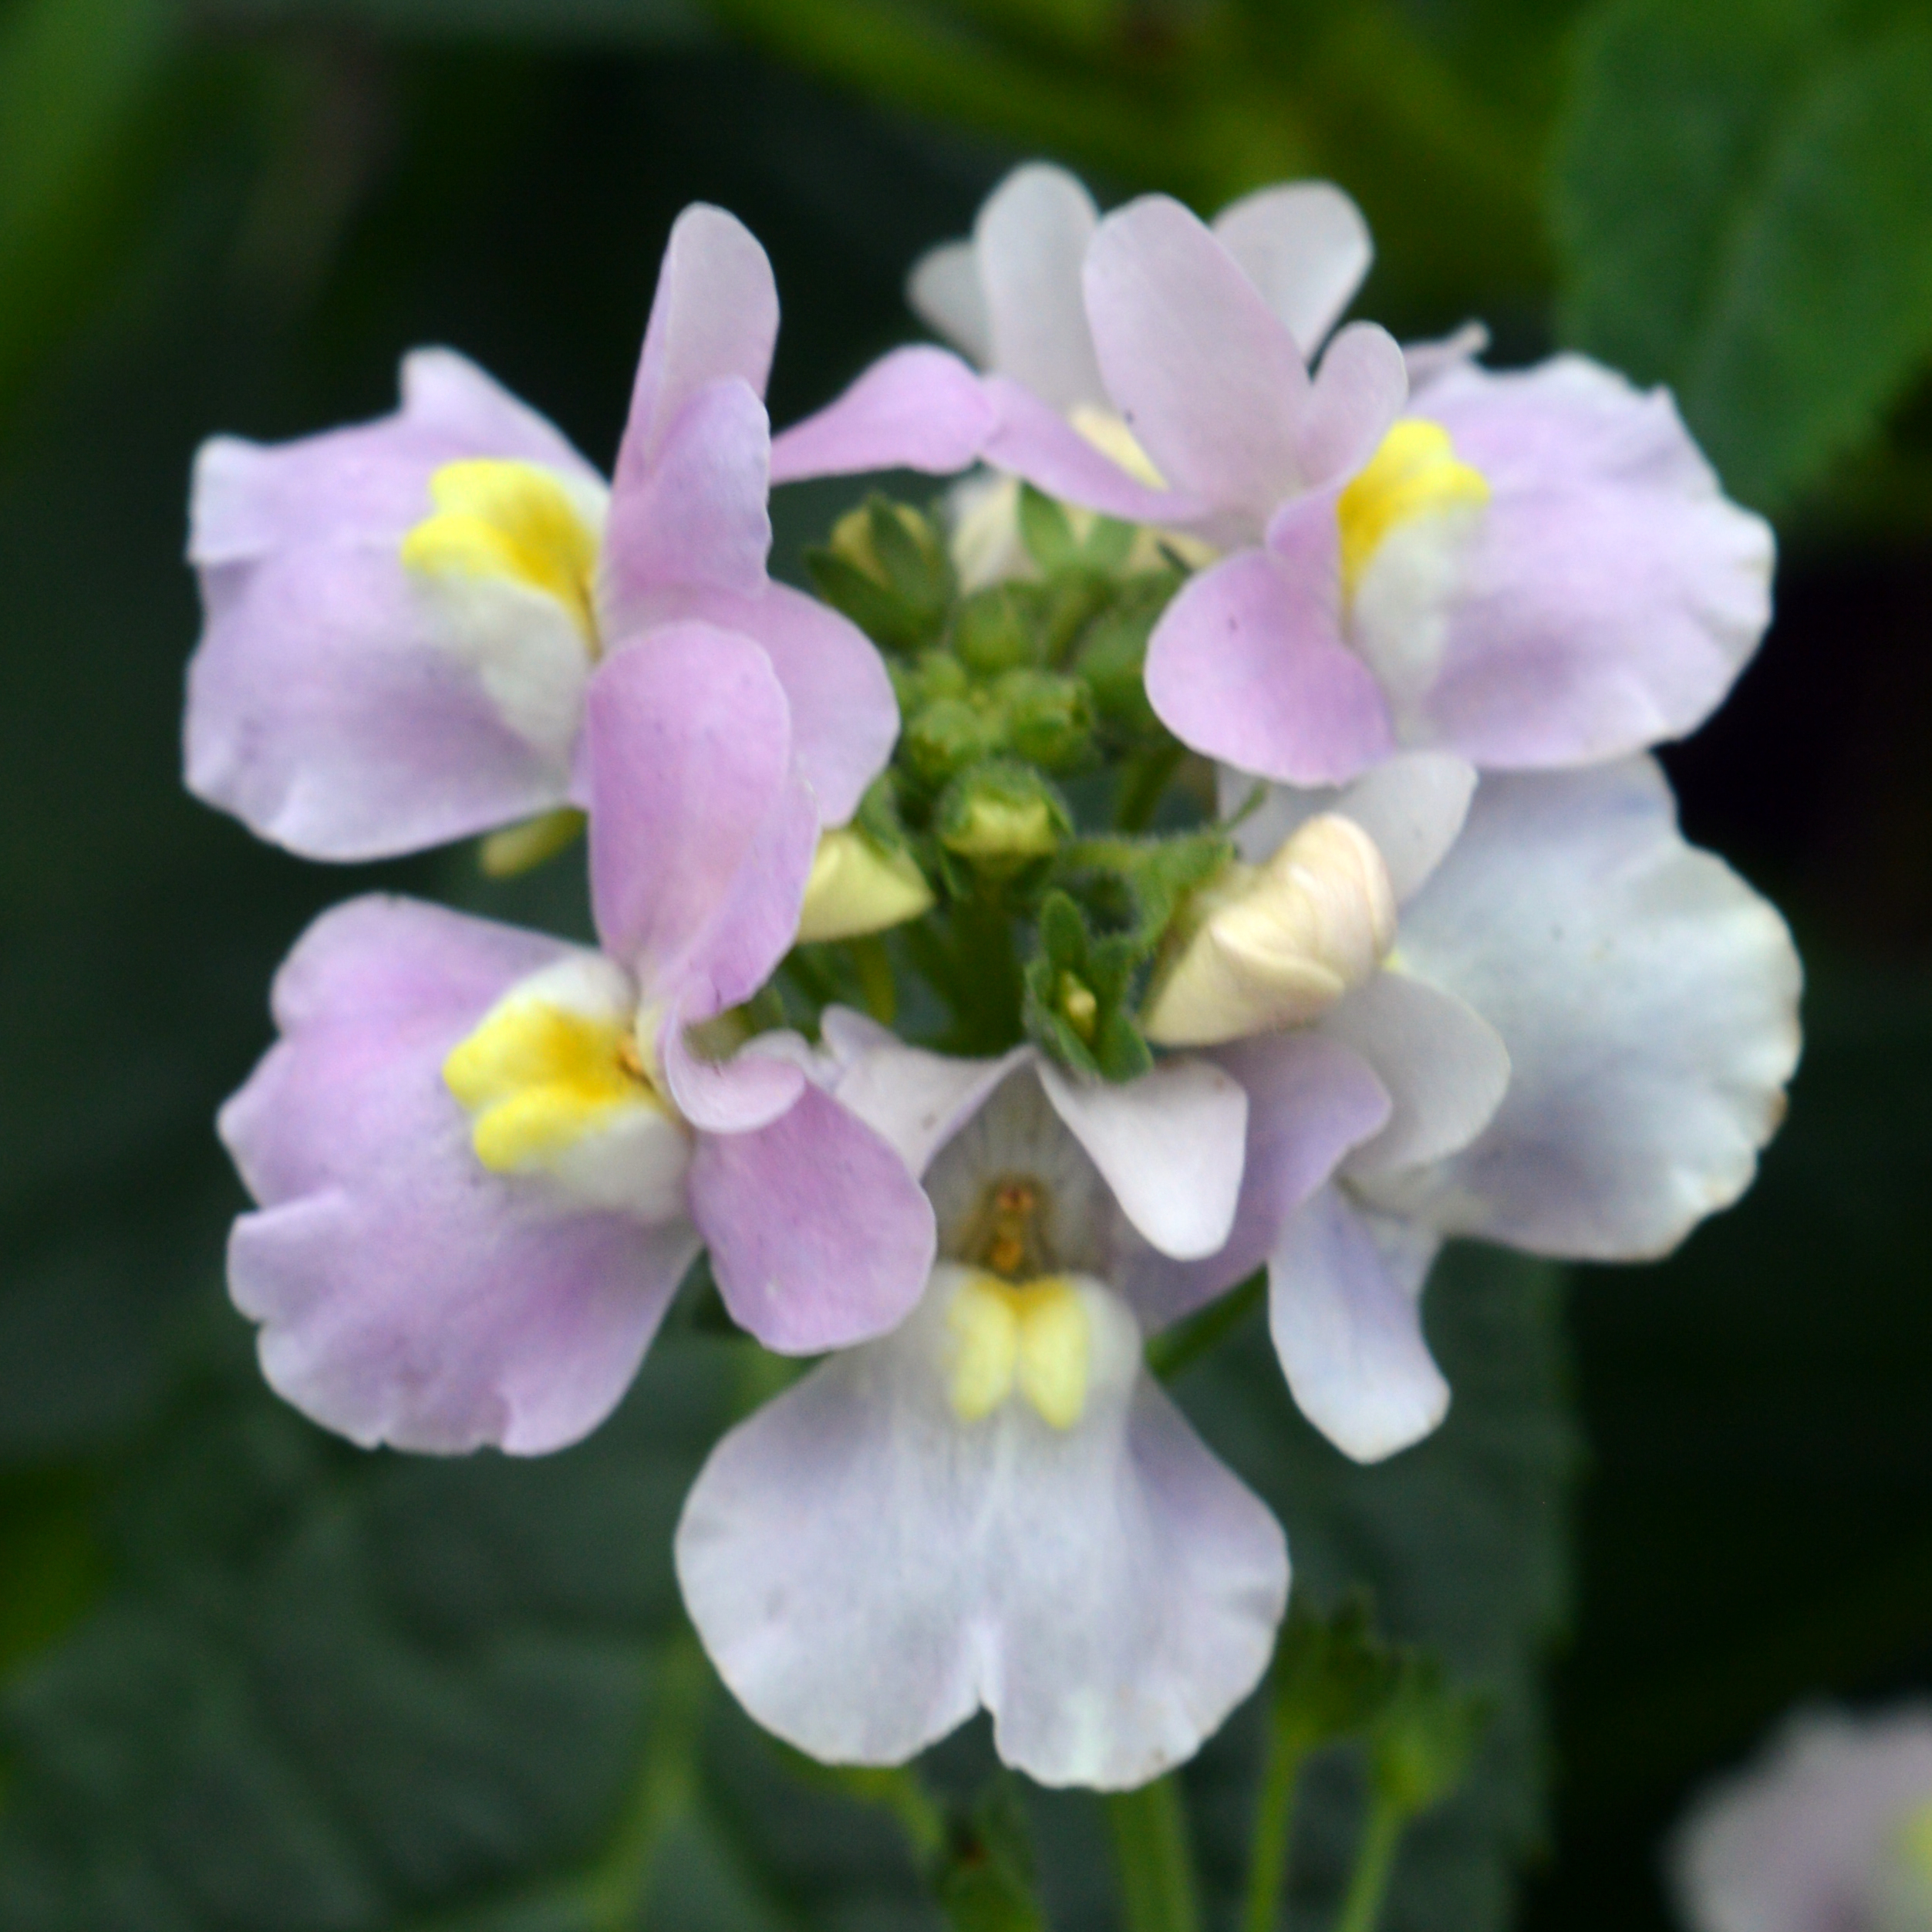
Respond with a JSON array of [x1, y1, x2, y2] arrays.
[[1239, 1727, 1310, 1932], [1147, 1270, 1265, 1382], [1334, 1792, 1405, 1932], [1105, 1776, 1200, 1932]]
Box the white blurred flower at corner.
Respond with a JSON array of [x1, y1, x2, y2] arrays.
[[1671, 1704, 1932, 1932]]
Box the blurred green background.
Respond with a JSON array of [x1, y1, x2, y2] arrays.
[[1, 0, 1929, 1927]]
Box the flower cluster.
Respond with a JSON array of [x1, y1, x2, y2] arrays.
[[191, 168, 1800, 1790]]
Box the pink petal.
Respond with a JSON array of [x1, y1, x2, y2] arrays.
[[600, 377, 772, 615], [979, 374, 1203, 526], [220, 896, 695, 1455], [1084, 195, 1310, 519], [1144, 540, 1393, 785], [690, 1084, 937, 1352], [769, 346, 995, 483], [185, 544, 571, 861], [585, 625, 805, 1003], [1416, 355, 1775, 768], [615, 204, 777, 482]]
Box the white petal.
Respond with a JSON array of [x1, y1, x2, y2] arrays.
[[1320, 968, 1509, 1178], [1269, 1185, 1447, 1462], [1367, 758, 1802, 1258], [907, 240, 993, 365], [1039, 1055, 1248, 1259], [975, 163, 1108, 412], [814, 1008, 1030, 1177], [1226, 750, 1478, 902], [676, 1269, 1287, 1789], [1212, 181, 1372, 356]]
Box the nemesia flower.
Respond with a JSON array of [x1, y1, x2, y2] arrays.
[[185, 204, 988, 861], [676, 1020, 1394, 1787], [217, 632, 935, 1453], [1671, 1705, 1932, 1932], [1199, 752, 1800, 1462], [898, 161, 1773, 787]]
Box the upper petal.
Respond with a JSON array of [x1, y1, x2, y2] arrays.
[[813, 1009, 1032, 1176], [976, 162, 1108, 412], [1318, 969, 1511, 1179], [1226, 751, 1479, 904], [639, 579, 898, 827], [219, 896, 693, 1455], [1144, 541, 1394, 786], [615, 204, 778, 480], [907, 238, 993, 363], [1212, 180, 1373, 356], [600, 377, 772, 614], [980, 374, 1205, 527], [1037, 1054, 1248, 1261], [1367, 758, 1802, 1259], [585, 625, 808, 1009], [689, 1081, 937, 1351], [189, 347, 598, 565], [768, 346, 995, 484], [1084, 194, 1310, 517], [1121, 1030, 1391, 1331], [1415, 354, 1775, 768]]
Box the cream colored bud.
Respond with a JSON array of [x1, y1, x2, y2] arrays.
[[1140, 814, 1398, 1047], [794, 828, 935, 944]]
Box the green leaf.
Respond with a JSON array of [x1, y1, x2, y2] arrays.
[[1553, 0, 1932, 510]]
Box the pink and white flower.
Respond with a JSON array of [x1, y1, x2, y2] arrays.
[[217, 633, 936, 1455], [895, 161, 1774, 787], [185, 204, 987, 862], [676, 1025, 1397, 1786]]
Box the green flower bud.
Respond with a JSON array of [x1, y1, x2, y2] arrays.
[[902, 696, 1004, 789], [952, 585, 1040, 677], [990, 668, 1096, 774], [937, 762, 1071, 879]]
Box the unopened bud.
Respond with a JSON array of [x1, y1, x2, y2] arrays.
[[938, 764, 1069, 878], [828, 499, 946, 592], [794, 828, 935, 944], [1140, 814, 1397, 1047]]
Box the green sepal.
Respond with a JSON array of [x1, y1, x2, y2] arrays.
[[932, 1776, 1053, 1932], [1268, 1590, 1404, 1754], [1368, 1651, 1495, 1819], [953, 582, 1044, 676], [805, 495, 954, 652], [807, 545, 936, 652], [1057, 829, 1234, 953], [1022, 888, 1154, 1082]]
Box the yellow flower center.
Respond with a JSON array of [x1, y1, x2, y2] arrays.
[[1335, 419, 1489, 602], [400, 459, 602, 647], [945, 1269, 1092, 1430], [443, 990, 665, 1175]]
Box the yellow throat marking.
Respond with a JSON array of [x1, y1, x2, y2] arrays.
[[1335, 419, 1489, 602], [401, 459, 601, 646], [946, 1270, 1091, 1430], [443, 996, 660, 1173], [1894, 1795, 1932, 1881]]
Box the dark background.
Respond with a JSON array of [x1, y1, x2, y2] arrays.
[[2, 2, 1929, 1926]]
